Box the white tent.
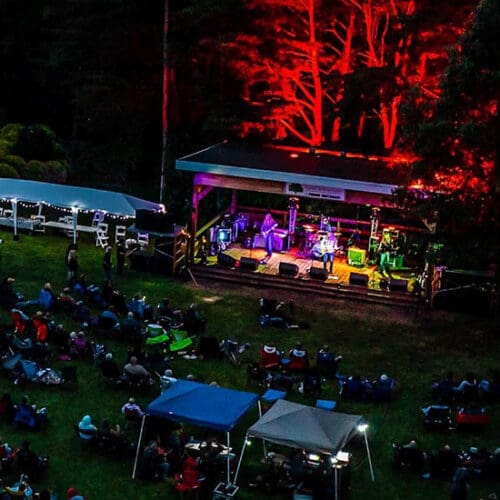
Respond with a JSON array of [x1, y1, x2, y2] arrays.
[[0, 178, 163, 242], [234, 400, 374, 499]]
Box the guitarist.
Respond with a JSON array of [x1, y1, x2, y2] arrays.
[[321, 229, 338, 274], [260, 213, 278, 264]]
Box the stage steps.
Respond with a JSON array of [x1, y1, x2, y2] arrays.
[[189, 264, 421, 310]]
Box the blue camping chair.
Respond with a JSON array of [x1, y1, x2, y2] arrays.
[[21, 359, 39, 382], [14, 404, 37, 428]]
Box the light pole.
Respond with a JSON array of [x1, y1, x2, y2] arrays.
[[159, 0, 169, 204]]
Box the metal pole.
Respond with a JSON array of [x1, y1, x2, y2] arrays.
[[72, 207, 78, 246], [363, 429, 375, 481], [226, 431, 231, 484], [132, 415, 147, 479], [159, 0, 169, 204], [233, 434, 248, 485], [12, 199, 18, 240]]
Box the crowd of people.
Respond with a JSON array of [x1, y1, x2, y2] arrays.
[[0, 235, 497, 500]]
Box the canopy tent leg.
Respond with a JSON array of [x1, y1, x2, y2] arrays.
[[257, 401, 267, 457], [233, 433, 248, 485], [72, 207, 78, 246], [226, 431, 231, 484], [132, 415, 147, 479], [11, 199, 18, 240], [363, 427, 375, 481]]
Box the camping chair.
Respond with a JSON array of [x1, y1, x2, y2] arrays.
[[422, 405, 454, 430], [33, 214, 45, 233], [14, 404, 38, 429], [115, 225, 127, 243], [174, 468, 203, 498]]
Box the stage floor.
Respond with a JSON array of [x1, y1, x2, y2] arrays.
[[197, 243, 416, 292]]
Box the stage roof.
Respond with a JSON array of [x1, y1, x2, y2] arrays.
[[177, 141, 411, 197]]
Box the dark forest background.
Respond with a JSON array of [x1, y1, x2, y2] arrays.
[[0, 0, 498, 270]]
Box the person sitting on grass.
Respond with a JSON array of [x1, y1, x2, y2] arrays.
[[120, 311, 142, 337], [66, 486, 86, 500], [123, 356, 152, 386], [78, 415, 99, 442], [121, 397, 144, 422], [100, 353, 122, 381], [140, 440, 170, 481]]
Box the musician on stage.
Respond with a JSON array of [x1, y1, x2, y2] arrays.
[[260, 213, 278, 264], [377, 231, 392, 276], [321, 230, 338, 274]]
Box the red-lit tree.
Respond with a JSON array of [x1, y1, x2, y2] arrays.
[[396, 0, 498, 267], [230, 0, 475, 152], [230, 0, 347, 146]]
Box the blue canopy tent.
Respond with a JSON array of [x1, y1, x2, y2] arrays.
[[0, 178, 163, 243], [132, 380, 259, 482]]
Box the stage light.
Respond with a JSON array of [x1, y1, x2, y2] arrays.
[[358, 423, 368, 433], [307, 453, 320, 462]]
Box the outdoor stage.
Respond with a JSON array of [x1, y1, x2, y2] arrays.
[[190, 241, 421, 309]]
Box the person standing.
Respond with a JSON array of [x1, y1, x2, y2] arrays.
[[67, 249, 79, 287], [103, 246, 113, 282], [260, 213, 277, 264], [116, 241, 126, 276]]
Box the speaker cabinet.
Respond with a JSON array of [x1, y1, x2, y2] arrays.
[[217, 252, 237, 268], [389, 278, 408, 292], [135, 209, 175, 233], [240, 257, 259, 272], [130, 251, 153, 272], [309, 267, 328, 281], [349, 272, 368, 287], [279, 262, 299, 277]]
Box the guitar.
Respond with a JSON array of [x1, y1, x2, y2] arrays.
[[261, 223, 278, 238]]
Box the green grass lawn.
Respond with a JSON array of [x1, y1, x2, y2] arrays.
[[0, 228, 498, 499]]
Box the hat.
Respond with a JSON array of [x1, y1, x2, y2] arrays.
[[127, 312, 134, 319], [469, 446, 479, 454], [105, 353, 113, 360], [69, 331, 77, 339], [7, 277, 15, 282], [129, 397, 135, 404], [67, 487, 78, 498], [164, 369, 173, 376], [380, 374, 388, 382]]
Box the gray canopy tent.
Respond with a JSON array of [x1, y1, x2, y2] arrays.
[[234, 400, 374, 498], [0, 178, 163, 243]]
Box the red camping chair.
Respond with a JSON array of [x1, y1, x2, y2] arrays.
[[259, 345, 281, 370], [174, 467, 203, 498]]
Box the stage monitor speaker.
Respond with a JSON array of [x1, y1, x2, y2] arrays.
[[389, 278, 408, 292], [279, 262, 299, 277], [309, 267, 328, 281], [217, 252, 237, 268], [240, 257, 259, 272], [349, 272, 368, 287]]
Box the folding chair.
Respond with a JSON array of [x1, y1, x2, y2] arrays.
[[96, 228, 110, 248], [33, 214, 46, 232], [137, 232, 149, 248], [115, 225, 127, 243]]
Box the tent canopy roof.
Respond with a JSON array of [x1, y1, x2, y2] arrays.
[[146, 380, 259, 432], [247, 400, 363, 455], [0, 178, 162, 217]]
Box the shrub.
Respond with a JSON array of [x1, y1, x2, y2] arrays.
[[2, 154, 28, 176], [27, 160, 44, 180], [0, 163, 20, 178]]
